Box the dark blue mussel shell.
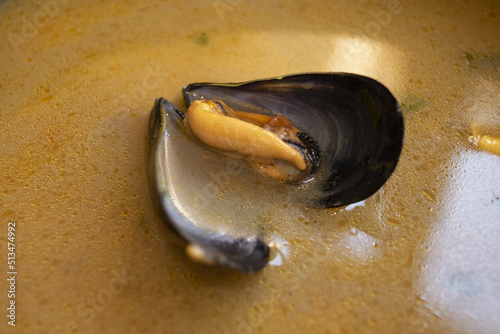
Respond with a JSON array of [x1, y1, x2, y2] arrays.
[[183, 73, 404, 208], [148, 98, 269, 272]]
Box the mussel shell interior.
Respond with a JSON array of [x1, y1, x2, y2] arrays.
[[183, 73, 404, 208], [148, 98, 270, 272]]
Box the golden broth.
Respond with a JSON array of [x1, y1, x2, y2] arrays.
[[1, 0, 499, 333]]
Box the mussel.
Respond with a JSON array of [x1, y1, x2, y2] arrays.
[[148, 73, 404, 272]]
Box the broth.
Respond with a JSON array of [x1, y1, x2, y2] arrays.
[[0, 0, 499, 333]]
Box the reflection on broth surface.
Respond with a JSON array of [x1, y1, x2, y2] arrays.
[[0, 0, 499, 333]]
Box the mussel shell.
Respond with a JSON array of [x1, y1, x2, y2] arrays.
[[148, 98, 269, 272], [149, 73, 403, 272], [183, 73, 404, 208]]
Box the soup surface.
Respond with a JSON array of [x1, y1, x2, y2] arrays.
[[0, 0, 499, 333]]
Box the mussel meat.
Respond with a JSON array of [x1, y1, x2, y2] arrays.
[[183, 99, 320, 184]]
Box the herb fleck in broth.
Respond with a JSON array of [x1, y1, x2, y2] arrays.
[[0, 0, 499, 333]]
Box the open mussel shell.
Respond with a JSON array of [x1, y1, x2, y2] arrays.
[[183, 73, 404, 208], [148, 73, 404, 272], [148, 98, 269, 272]]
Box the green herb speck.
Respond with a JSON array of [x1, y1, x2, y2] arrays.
[[195, 32, 210, 45], [401, 96, 426, 115], [463, 51, 500, 69], [463, 52, 477, 68]]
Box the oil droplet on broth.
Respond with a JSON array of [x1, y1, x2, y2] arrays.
[[387, 218, 402, 225], [422, 189, 437, 202]]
